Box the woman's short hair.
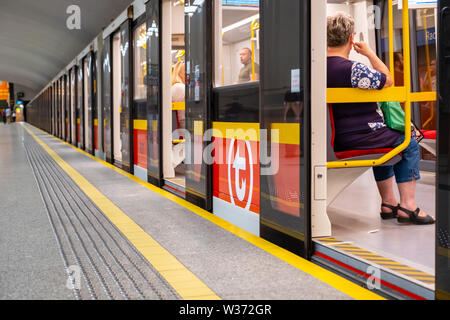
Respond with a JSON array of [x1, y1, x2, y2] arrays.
[[327, 12, 355, 47]]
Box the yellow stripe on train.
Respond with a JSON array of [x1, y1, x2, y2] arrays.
[[134, 119, 147, 131]]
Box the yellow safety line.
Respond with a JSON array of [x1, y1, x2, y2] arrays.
[[385, 266, 418, 271], [27, 123, 384, 301], [23, 125, 220, 300]]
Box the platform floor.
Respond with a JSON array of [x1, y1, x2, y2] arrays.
[[0, 123, 362, 300]]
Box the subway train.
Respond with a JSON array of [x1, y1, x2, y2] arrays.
[[26, 0, 450, 300]]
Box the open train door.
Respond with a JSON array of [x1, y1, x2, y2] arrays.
[[184, 0, 212, 210], [102, 35, 114, 164], [436, 0, 450, 300], [83, 51, 95, 156], [145, 0, 163, 187], [119, 19, 134, 174], [65, 73, 71, 144], [76, 65, 85, 149], [258, 0, 323, 258]]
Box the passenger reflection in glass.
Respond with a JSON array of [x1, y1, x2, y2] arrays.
[[327, 12, 435, 225]]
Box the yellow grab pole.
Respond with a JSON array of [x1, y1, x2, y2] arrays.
[[389, 0, 395, 83], [250, 20, 259, 81], [402, 0, 412, 147]]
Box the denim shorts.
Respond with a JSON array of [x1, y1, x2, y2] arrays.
[[372, 135, 421, 183]]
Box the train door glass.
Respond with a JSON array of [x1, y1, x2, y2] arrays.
[[211, 0, 260, 235], [133, 21, 148, 181], [112, 32, 123, 164], [413, 7, 437, 162], [146, 0, 162, 187], [53, 82, 56, 137], [185, 0, 211, 208], [59, 79, 63, 139], [437, 0, 450, 300], [84, 57, 90, 153], [260, 0, 310, 254], [92, 52, 98, 156], [161, 0, 186, 192], [70, 68, 77, 146], [119, 20, 133, 173], [102, 36, 113, 164], [214, 0, 260, 87], [84, 53, 94, 155], [61, 76, 65, 141], [65, 74, 71, 143], [77, 65, 84, 149]]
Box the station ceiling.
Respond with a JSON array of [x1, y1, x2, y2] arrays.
[[0, 0, 133, 99]]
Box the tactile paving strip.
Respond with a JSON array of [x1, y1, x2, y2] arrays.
[[23, 133, 180, 300]]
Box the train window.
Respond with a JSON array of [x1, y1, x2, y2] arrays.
[[414, 8, 437, 161], [214, 0, 260, 87], [112, 32, 122, 162], [134, 22, 147, 100], [379, 1, 405, 86], [379, 3, 438, 161], [83, 58, 89, 149]]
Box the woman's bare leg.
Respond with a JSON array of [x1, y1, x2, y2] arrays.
[[397, 179, 434, 219], [376, 177, 398, 213]]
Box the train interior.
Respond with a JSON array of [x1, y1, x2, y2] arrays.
[[83, 58, 90, 151], [112, 31, 123, 166], [70, 70, 76, 146], [161, 0, 187, 193], [316, 0, 437, 298]]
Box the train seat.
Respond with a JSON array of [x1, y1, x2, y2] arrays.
[[419, 130, 436, 156], [172, 140, 185, 168], [326, 104, 401, 205]]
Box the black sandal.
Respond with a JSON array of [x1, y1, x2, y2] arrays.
[[397, 206, 435, 225], [380, 203, 399, 220]]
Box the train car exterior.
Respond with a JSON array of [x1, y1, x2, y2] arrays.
[[25, 0, 450, 300]]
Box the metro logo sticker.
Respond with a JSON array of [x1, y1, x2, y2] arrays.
[[228, 139, 254, 211], [213, 122, 260, 214]]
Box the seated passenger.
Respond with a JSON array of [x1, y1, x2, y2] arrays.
[[327, 12, 434, 225]]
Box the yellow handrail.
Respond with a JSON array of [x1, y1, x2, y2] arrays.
[[250, 19, 259, 81], [389, 0, 395, 82], [327, 0, 411, 169]]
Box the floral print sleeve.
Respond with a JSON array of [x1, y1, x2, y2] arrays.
[[351, 62, 386, 90]]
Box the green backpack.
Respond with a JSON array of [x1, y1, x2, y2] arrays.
[[379, 101, 406, 132]]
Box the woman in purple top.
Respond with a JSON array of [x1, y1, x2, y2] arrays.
[[327, 12, 434, 225]]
